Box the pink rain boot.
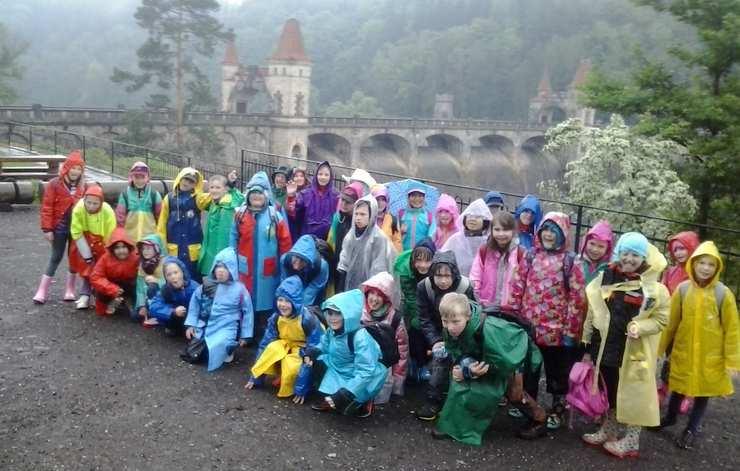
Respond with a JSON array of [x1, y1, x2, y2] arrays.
[[32, 275, 53, 304], [63, 273, 78, 301]]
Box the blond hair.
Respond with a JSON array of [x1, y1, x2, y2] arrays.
[[439, 292, 471, 320]]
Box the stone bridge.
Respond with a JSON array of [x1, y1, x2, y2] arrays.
[[1, 105, 556, 193]]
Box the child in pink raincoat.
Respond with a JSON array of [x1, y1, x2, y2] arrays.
[[433, 193, 461, 249], [578, 220, 614, 285]]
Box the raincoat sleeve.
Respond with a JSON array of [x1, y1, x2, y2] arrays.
[[658, 291, 682, 357], [294, 314, 324, 397], [40, 182, 56, 232], [277, 218, 293, 259], [417, 281, 442, 346], [564, 261, 587, 340], [152, 190, 163, 220], [156, 195, 170, 244], [185, 287, 203, 328], [336, 232, 351, 272], [255, 313, 279, 359], [90, 256, 120, 298], [508, 252, 530, 313], [135, 274, 162, 310], [149, 289, 175, 322], [115, 191, 128, 227], [392, 318, 410, 392], [304, 260, 329, 306], [426, 213, 437, 238], [630, 285, 669, 337], [469, 250, 484, 299], [195, 189, 212, 212], [345, 329, 385, 398], [239, 284, 254, 339], [229, 210, 240, 249], [102, 205, 117, 241], [70, 203, 85, 241], [720, 289, 739, 372]]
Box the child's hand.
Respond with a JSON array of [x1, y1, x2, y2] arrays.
[[469, 361, 490, 378], [174, 306, 187, 317], [138, 306, 148, 318], [582, 353, 592, 364], [227, 170, 238, 183], [116, 288, 124, 297], [43, 232, 54, 243], [286, 181, 298, 196], [144, 275, 157, 284], [452, 365, 464, 382], [185, 327, 195, 340], [303, 356, 313, 366], [292, 395, 305, 405], [245, 379, 255, 390], [238, 339, 248, 348], [627, 322, 640, 339]]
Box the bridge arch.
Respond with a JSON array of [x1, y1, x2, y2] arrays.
[[359, 133, 412, 173], [479, 134, 515, 153], [425, 133, 463, 158], [308, 133, 351, 165], [217, 130, 239, 162], [521, 135, 546, 154]]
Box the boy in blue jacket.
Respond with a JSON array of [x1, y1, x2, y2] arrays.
[[280, 235, 330, 307], [303, 289, 388, 417], [149, 256, 200, 336]]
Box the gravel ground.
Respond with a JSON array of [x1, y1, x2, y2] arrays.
[[1, 205, 738, 471]]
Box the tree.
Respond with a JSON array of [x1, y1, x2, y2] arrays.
[[111, 0, 228, 148], [580, 0, 740, 236], [0, 23, 27, 104], [323, 91, 385, 117], [539, 116, 697, 238]]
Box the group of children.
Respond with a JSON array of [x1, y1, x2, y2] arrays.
[[34, 151, 738, 455]]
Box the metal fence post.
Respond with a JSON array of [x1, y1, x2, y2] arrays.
[[240, 149, 245, 186], [111, 141, 115, 174], [28, 128, 33, 152], [574, 205, 584, 249], [54, 131, 58, 154], [82, 136, 86, 160]]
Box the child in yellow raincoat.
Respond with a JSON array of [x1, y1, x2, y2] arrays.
[[246, 275, 323, 403], [655, 241, 739, 449], [581, 232, 669, 459]]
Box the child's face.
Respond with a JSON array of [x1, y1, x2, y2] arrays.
[[434, 265, 454, 290], [274, 173, 287, 189], [141, 244, 157, 259], [248, 191, 266, 209], [132, 173, 148, 189], [438, 210, 452, 226], [442, 313, 469, 338], [585, 239, 609, 262], [519, 210, 534, 226], [291, 255, 307, 272], [326, 310, 344, 331], [67, 165, 83, 181], [376, 196, 387, 212], [414, 257, 432, 275], [84, 196, 102, 213], [214, 265, 230, 283], [692, 255, 717, 283], [408, 192, 425, 209], [619, 251, 644, 273], [491, 222, 513, 248], [112, 242, 130, 260], [276, 296, 293, 317], [293, 171, 306, 187], [339, 196, 354, 215], [366, 290, 385, 311], [465, 216, 484, 232], [488, 203, 504, 213], [209, 180, 226, 200], [672, 242, 689, 263], [540, 228, 558, 250], [164, 264, 184, 288], [179, 177, 196, 193], [316, 167, 331, 186], [354, 204, 370, 229]]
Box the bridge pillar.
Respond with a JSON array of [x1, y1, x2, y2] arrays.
[[349, 143, 361, 169]]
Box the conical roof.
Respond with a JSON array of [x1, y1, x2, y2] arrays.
[[223, 35, 239, 65], [269, 18, 310, 63], [538, 66, 552, 96], [570, 59, 592, 88]]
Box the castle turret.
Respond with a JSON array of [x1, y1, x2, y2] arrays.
[[221, 32, 240, 112], [568, 59, 595, 125]]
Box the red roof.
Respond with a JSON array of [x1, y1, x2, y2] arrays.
[[270, 19, 310, 63], [223, 36, 239, 65], [538, 67, 552, 96], [571, 59, 592, 87]]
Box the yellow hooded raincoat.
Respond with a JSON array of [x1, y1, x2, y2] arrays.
[[658, 241, 739, 397], [582, 243, 670, 427]]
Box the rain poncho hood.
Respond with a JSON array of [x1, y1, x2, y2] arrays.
[[173, 167, 204, 194], [662, 231, 701, 293], [612, 231, 649, 260], [209, 246, 239, 282], [128, 161, 150, 183], [284, 234, 320, 274], [292, 161, 339, 240], [434, 193, 461, 248], [162, 255, 192, 285], [580, 220, 613, 263], [245, 171, 274, 207], [430, 250, 463, 291], [276, 275, 305, 314], [484, 191, 505, 208], [534, 211, 571, 253], [60, 150, 85, 181], [360, 271, 399, 313], [342, 169, 376, 195], [84, 185, 105, 207], [515, 195, 542, 250], [106, 227, 135, 253], [322, 289, 364, 334], [440, 199, 492, 276], [686, 241, 723, 287], [667, 231, 700, 264], [137, 233, 166, 258]]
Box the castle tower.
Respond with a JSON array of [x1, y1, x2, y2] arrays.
[[528, 61, 596, 126], [567, 59, 596, 126], [264, 18, 312, 158], [221, 33, 240, 112], [433, 94, 454, 119]]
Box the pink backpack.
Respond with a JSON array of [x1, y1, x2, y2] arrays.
[[566, 361, 609, 420]]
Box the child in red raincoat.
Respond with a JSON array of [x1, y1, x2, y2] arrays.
[[90, 228, 140, 316]]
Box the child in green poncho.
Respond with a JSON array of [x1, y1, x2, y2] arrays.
[[198, 171, 244, 277], [433, 293, 542, 446]]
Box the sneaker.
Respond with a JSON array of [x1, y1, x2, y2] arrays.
[[517, 420, 547, 440], [415, 403, 439, 421], [142, 317, 159, 328], [311, 400, 333, 412], [546, 413, 563, 430], [508, 407, 525, 419], [676, 429, 696, 450], [498, 397, 509, 407], [75, 295, 90, 310], [648, 416, 677, 431], [223, 353, 235, 364], [356, 401, 373, 418]]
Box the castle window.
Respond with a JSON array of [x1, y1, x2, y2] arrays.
[[294, 92, 305, 117], [236, 101, 247, 114]]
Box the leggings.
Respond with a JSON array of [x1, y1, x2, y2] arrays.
[[667, 393, 710, 432], [45, 232, 73, 277]]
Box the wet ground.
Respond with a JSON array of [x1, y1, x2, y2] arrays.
[[1, 206, 738, 470]]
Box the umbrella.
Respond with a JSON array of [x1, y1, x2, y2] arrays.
[[385, 179, 440, 217]]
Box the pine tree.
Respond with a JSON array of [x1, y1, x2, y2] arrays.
[[111, 0, 228, 149], [0, 23, 27, 105]]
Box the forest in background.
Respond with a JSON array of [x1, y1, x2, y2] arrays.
[[2, 0, 697, 119]]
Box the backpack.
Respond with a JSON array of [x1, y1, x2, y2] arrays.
[[423, 276, 471, 305], [347, 312, 402, 368], [517, 248, 576, 292], [677, 280, 727, 326]]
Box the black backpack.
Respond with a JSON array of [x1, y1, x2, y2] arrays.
[[348, 313, 401, 368]]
